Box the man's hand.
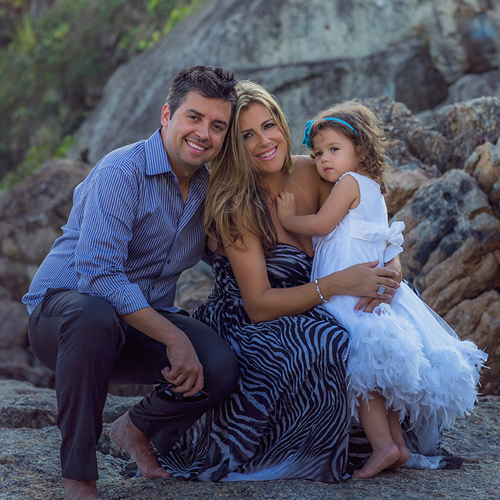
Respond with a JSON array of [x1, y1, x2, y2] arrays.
[[161, 329, 204, 397], [120, 307, 204, 397]]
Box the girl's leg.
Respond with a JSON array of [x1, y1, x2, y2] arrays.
[[354, 392, 400, 478], [387, 409, 409, 469]]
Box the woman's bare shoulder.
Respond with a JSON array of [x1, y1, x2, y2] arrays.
[[289, 155, 332, 208], [290, 155, 318, 182], [292, 154, 315, 170]]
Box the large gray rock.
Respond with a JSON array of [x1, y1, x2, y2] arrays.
[[443, 69, 500, 106], [465, 137, 500, 211], [0, 380, 141, 429], [0, 380, 499, 500], [174, 261, 214, 315], [412, 96, 500, 172], [0, 158, 92, 302], [70, 0, 500, 165], [0, 159, 92, 388], [445, 290, 500, 396]]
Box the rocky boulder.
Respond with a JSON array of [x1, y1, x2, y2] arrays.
[[69, 0, 500, 165], [395, 169, 500, 316], [442, 69, 500, 106], [444, 291, 500, 395], [465, 137, 500, 212], [0, 159, 92, 389]]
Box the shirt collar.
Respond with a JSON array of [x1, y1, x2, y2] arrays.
[[144, 128, 209, 185]]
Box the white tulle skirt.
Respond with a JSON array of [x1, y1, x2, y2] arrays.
[[320, 282, 487, 428]]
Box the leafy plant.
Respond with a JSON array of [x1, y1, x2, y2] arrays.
[[0, 0, 208, 188]]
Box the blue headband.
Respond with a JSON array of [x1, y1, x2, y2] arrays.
[[302, 118, 359, 148]]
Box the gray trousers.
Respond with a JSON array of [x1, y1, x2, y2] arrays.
[[28, 288, 239, 481]]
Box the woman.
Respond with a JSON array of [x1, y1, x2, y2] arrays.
[[158, 82, 449, 481]]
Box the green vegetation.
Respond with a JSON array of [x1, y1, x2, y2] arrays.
[[0, 0, 206, 190]]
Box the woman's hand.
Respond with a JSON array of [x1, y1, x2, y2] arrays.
[[323, 260, 400, 303], [355, 296, 388, 313], [354, 257, 402, 312]]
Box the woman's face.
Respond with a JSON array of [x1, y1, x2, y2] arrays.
[[239, 103, 287, 176]]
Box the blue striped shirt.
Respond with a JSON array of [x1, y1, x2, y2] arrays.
[[23, 129, 208, 315]]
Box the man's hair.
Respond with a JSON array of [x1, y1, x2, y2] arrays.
[[166, 66, 238, 120]]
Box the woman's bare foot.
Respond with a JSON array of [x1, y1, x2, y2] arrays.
[[110, 412, 171, 479], [353, 442, 400, 479], [387, 444, 410, 470], [62, 478, 102, 500]]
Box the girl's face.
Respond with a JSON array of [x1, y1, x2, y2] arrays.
[[311, 128, 359, 183], [239, 103, 287, 176]]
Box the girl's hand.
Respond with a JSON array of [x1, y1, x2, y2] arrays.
[[276, 191, 298, 222]]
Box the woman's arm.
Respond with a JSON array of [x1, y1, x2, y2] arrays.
[[225, 230, 400, 323], [277, 175, 359, 237]]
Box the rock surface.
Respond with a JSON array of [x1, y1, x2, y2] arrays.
[[0, 159, 92, 389], [0, 380, 499, 499], [69, 0, 500, 165], [442, 69, 500, 106], [444, 290, 500, 396]]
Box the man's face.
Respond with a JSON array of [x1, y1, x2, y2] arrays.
[[161, 91, 232, 179]]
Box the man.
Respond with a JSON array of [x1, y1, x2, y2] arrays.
[[22, 66, 240, 500]]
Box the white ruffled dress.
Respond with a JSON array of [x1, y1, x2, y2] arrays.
[[311, 172, 487, 427]]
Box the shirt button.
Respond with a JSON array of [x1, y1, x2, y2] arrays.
[[167, 260, 171, 264], [152, 285, 155, 290], [177, 193, 181, 198]]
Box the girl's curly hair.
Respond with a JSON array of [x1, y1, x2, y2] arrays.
[[308, 101, 390, 193]]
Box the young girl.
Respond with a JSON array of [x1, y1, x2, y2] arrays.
[[276, 102, 487, 479]]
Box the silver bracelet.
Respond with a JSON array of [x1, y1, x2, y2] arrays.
[[314, 279, 329, 303]]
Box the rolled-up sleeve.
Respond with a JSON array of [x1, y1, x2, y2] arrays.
[[75, 166, 150, 315]]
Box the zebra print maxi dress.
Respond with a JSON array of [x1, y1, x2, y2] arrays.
[[157, 243, 353, 481]]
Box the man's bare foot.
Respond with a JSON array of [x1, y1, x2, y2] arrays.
[[110, 412, 171, 479], [353, 442, 400, 479], [387, 444, 410, 470], [62, 478, 102, 500]]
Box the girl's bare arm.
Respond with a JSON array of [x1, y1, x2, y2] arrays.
[[277, 175, 359, 237]]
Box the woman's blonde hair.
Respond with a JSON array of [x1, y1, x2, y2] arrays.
[[308, 101, 390, 193], [204, 80, 293, 252]]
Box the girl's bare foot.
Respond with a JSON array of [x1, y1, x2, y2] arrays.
[[353, 442, 400, 479], [110, 412, 171, 479], [62, 478, 103, 500], [388, 444, 410, 470]]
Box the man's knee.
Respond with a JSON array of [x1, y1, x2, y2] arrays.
[[63, 294, 121, 336], [29, 290, 125, 368]]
